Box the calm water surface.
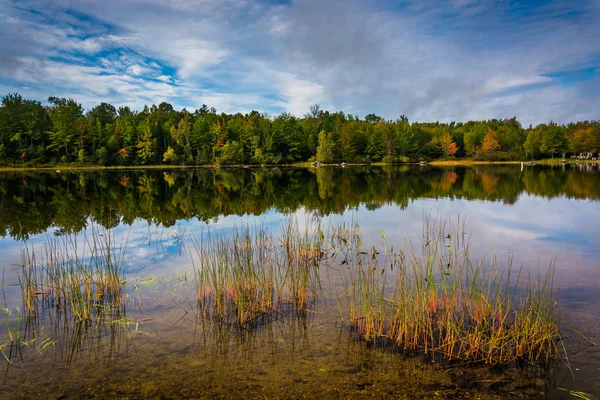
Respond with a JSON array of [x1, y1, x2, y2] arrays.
[[0, 165, 599, 399]]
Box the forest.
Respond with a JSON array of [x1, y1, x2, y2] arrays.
[[1, 93, 599, 166]]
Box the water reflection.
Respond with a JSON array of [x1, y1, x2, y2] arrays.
[[1, 165, 600, 240]]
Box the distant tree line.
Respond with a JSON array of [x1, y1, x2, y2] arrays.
[[1, 93, 599, 166]]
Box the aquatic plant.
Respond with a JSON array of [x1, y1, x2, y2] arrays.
[[18, 227, 127, 322], [331, 216, 562, 366], [0, 227, 135, 368], [190, 220, 322, 329]]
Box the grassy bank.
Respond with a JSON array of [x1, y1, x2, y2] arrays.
[[536, 158, 599, 165], [0, 159, 555, 172], [427, 160, 522, 166], [0, 164, 219, 172]]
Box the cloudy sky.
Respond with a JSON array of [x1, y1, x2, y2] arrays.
[[0, 0, 598, 125]]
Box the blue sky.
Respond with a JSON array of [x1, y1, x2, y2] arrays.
[[0, 0, 598, 125]]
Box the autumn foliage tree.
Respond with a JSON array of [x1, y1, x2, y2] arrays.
[[569, 122, 599, 155], [481, 130, 501, 153], [439, 133, 459, 156], [118, 147, 129, 161]]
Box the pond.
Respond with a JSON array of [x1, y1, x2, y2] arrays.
[[0, 165, 599, 399]]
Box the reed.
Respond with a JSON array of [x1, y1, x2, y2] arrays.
[[190, 220, 322, 329], [0, 227, 132, 367], [331, 216, 562, 366], [18, 227, 127, 323]]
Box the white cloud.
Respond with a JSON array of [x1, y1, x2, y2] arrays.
[[128, 64, 150, 76], [166, 39, 229, 79], [0, 0, 598, 123], [484, 75, 553, 93], [272, 71, 326, 115]]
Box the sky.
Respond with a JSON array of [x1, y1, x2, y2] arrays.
[[0, 0, 598, 125]]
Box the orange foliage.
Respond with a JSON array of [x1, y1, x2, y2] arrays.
[[439, 134, 459, 156], [481, 130, 501, 153], [446, 142, 459, 156]]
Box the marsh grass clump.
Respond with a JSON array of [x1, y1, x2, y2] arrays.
[[332, 217, 562, 366], [191, 221, 322, 329], [18, 227, 127, 323], [1, 227, 130, 367]]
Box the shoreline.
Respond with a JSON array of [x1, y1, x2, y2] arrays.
[[0, 158, 597, 172]]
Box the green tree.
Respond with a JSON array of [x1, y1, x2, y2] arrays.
[[524, 127, 543, 159], [87, 102, 117, 155], [0, 93, 49, 163], [217, 141, 244, 164], [497, 117, 524, 153], [47, 97, 84, 158], [463, 123, 487, 156], [137, 121, 157, 165], [316, 130, 334, 163], [170, 113, 193, 162], [271, 113, 307, 162], [395, 116, 416, 156], [540, 122, 568, 158]]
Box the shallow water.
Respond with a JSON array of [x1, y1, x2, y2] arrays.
[[1, 165, 599, 399]]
